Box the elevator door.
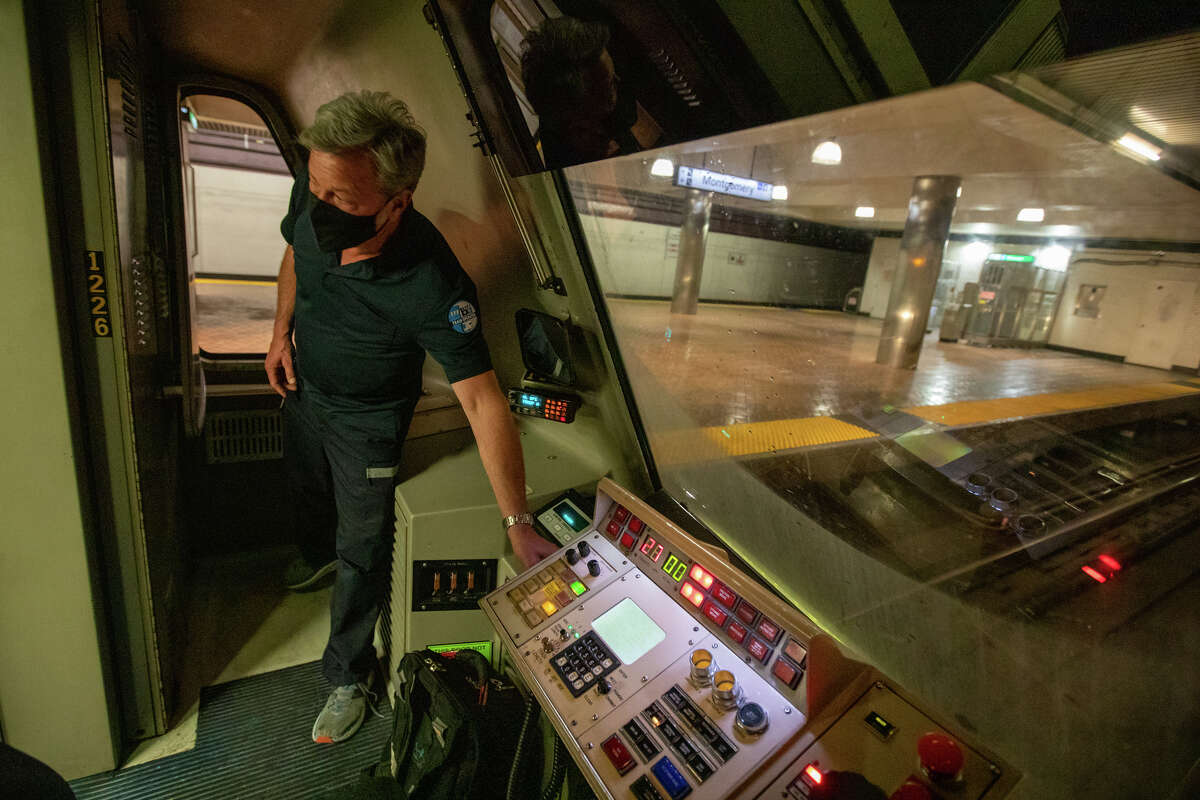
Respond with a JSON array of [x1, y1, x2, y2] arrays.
[[1126, 280, 1195, 370]]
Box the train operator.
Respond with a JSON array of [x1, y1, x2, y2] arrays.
[[264, 91, 558, 744]]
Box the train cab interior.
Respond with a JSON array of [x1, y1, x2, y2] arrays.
[[4, 1, 1200, 798]]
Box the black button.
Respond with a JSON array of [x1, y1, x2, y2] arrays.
[[659, 721, 683, 745], [686, 755, 714, 782], [630, 776, 665, 800], [710, 739, 735, 762], [663, 687, 687, 709], [577, 540, 591, 557]]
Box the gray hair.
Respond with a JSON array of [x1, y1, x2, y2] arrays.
[[299, 91, 427, 194]]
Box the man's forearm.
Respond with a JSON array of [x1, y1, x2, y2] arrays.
[[466, 391, 529, 518], [274, 245, 297, 338]]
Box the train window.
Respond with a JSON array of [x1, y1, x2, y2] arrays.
[[555, 32, 1200, 798], [179, 93, 292, 356]]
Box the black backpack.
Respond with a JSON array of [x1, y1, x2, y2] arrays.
[[351, 648, 541, 800]]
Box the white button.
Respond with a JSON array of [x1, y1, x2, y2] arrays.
[[573, 680, 584, 690], [602, 658, 613, 668], [567, 671, 578, 681]]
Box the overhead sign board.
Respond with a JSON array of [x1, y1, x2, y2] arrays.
[[676, 166, 773, 202]]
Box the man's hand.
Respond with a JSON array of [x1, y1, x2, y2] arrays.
[[508, 523, 559, 569], [265, 333, 297, 398]]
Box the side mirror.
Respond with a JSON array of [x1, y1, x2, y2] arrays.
[[515, 309, 576, 386]]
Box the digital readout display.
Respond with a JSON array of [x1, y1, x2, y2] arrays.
[[520, 393, 543, 408], [864, 710, 896, 739], [554, 502, 588, 532], [640, 536, 666, 563], [661, 553, 688, 582]]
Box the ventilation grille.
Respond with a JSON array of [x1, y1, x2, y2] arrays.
[[383, 510, 410, 697], [204, 410, 283, 463], [114, 34, 139, 140]]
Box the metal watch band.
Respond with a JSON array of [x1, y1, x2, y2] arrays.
[[503, 512, 535, 529]]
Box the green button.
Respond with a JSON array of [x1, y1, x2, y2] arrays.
[[570, 580, 587, 596]]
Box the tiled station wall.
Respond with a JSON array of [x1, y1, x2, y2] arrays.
[[862, 237, 1200, 370], [193, 165, 293, 278], [1052, 250, 1200, 369], [578, 214, 868, 308]]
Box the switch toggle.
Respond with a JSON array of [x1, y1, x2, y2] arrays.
[[600, 734, 636, 775]]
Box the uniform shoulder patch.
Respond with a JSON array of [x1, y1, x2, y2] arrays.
[[448, 300, 478, 333]]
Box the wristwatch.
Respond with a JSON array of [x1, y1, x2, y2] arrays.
[[502, 512, 535, 530]]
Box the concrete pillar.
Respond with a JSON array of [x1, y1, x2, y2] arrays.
[[669, 189, 713, 315], [876, 175, 961, 368]]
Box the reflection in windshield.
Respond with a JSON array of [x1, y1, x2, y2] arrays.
[[558, 63, 1200, 798]]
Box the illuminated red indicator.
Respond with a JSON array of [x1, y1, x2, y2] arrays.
[[640, 536, 657, 555], [1082, 565, 1107, 583], [1098, 555, 1122, 571], [804, 764, 823, 785], [689, 564, 714, 590], [680, 581, 704, 607]]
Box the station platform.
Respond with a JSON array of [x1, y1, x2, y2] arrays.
[[606, 299, 1200, 463]]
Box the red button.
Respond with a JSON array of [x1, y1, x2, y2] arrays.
[[619, 532, 636, 549], [918, 733, 964, 781], [890, 779, 934, 800], [784, 638, 807, 666], [746, 636, 771, 663], [614, 506, 629, 523], [726, 621, 748, 644], [772, 657, 801, 689], [711, 582, 738, 609], [600, 734, 636, 775], [628, 517, 645, 534], [701, 600, 728, 627], [735, 600, 759, 626], [606, 520, 621, 538], [756, 617, 781, 644]]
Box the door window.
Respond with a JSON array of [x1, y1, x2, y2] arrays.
[[180, 93, 292, 356]]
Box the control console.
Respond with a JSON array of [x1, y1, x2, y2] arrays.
[[481, 479, 1019, 799]]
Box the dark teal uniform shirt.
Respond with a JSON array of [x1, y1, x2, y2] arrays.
[[280, 170, 492, 409]]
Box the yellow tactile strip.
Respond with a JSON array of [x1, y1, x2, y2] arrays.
[[651, 416, 877, 464], [903, 381, 1200, 427], [651, 381, 1200, 466]]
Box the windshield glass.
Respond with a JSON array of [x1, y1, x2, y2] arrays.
[[556, 46, 1200, 798]]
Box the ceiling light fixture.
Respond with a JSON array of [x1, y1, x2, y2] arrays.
[[772, 185, 789, 201], [650, 158, 675, 177], [1115, 133, 1162, 161], [1017, 207, 1044, 223], [811, 140, 841, 165], [854, 206, 875, 218]]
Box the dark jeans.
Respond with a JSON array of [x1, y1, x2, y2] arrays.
[[284, 383, 412, 686]]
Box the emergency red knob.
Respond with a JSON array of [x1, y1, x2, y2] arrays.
[[918, 732, 964, 782], [890, 778, 933, 800]]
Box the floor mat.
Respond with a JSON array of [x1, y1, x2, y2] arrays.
[[70, 661, 391, 800]]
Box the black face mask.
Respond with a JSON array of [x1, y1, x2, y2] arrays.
[[309, 193, 383, 253]]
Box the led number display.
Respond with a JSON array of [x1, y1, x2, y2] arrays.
[[640, 536, 657, 555], [661, 553, 688, 582]]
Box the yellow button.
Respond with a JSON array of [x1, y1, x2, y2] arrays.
[[541, 600, 558, 617]]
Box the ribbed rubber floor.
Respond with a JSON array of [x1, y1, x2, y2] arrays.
[[70, 661, 391, 800]]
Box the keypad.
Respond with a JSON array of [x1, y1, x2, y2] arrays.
[[506, 557, 592, 627], [550, 631, 619, 697]]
